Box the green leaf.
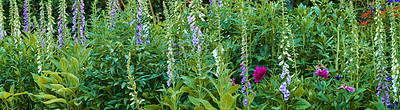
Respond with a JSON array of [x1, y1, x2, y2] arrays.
[[43, 98, 67, 104], [293, 97, 311, 109], [107, 100, 118, 105], [60, 58, 69, 72], [220, 93, 234, 110], [14, 92, 29, 96], [227, 85, 239, 94], [50, 84, 65, 90], [143, 105, 162, 110], [68, 73, 80, 87], [34, 94, 57, 99], [198, 99, 217, 110], [71, 57, 79, 70], [194, 106, 204, 110], [188, 96, 201, 106]]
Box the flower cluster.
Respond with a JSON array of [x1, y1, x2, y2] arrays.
[[212, 46, 224, 77], [0, 0, 6, 40], [279, 82, 290, 100], [72, 0, 86, 45], [10, 0, 21, 44], [315, 68, 329, 79], [109, 0, 117, 28], [136, 2, 143, 45], [23, 0, 30, 32], [57, 0, 67, 49]]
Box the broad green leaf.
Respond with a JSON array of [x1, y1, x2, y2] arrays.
[[188, 96, 201, 106], [163, 97, 174, 109], [71, 57, 79, 70], [50, 84, 65, 90], [220, 93, 234, 110], [227, 85, 239, 94], [60, 58, 69, 72], [68, 73, 80, 87], [143, 105, 162, 110], [194, 106, 204, 110], [34, 94, 57, 99], [198, 99, 217, 110], [293, 98, 311, 109], [0, 92, 12, 99], [43, 98, 67, 104], [14, 92, 29, 96]]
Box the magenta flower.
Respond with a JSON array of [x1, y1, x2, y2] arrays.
[[253, 66, 266, 82], [315, 68, 329, 79], [337, 83, 355, 92]]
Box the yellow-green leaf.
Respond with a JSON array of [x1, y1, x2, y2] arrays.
[[71, 57, 79, 70], [143, 104, 162, 110], [198, 99, 217, 110], [194, 106, 204, 110], [50, 84, 65, 90], [60, 58, 69, 72], [188, 96, 201, 106], [14, 92, 29, 96], [43, 98, 67, 104], [0, 92, 12, 99], [220, 93, 234, 110], [68, 73, 80, 87], [34, 94, 57, 99], [227, 85, 240, 94]]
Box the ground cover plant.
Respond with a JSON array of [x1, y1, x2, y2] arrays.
[[0, 0, 399, 109]]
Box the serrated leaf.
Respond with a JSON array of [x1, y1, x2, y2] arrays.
[[43, 98, 67, 104]]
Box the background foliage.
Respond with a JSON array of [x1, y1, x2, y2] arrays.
[[0, 0, 399, 109]]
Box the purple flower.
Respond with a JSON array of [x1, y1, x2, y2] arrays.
[[23, 0, 29, 32], [248, 82, 251, 88], [253, 66, 266, 82], [386, 76, 392, 81], [241, 76, 246, 84], [377, 90, 381, 96], [243, 98, 248, 106]]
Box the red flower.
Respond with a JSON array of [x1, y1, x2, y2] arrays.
[[253, 66, 266, 82]]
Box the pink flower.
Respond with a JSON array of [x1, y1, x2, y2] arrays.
[[253, 66, 266, 82], [338, 83, 355, 92], [315, 68, 329, 79], [229, 78, 234, 82]]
